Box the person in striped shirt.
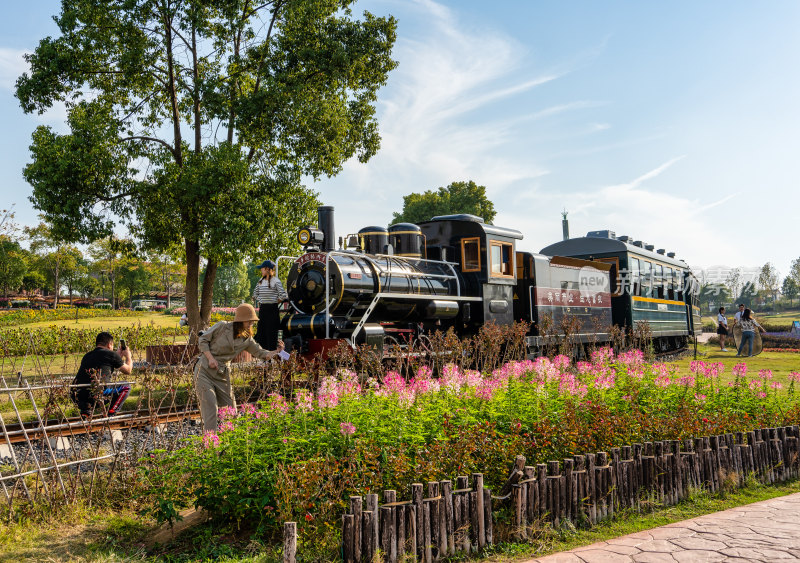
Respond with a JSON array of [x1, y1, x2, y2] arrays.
[[253, 259, 288, 350]]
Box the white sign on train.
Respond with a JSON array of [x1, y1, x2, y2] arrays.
[[578, 266, 610, 298]]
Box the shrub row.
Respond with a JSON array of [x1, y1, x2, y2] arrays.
[[141, 352, 800, 557], [0, 324, 189, 357], [0, 307, 142, 328]]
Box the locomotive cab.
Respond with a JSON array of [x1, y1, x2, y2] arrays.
[[418, 214, 523, 329]]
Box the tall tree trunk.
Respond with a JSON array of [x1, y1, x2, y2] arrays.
[[53, 262, 60, 308], [185, 238, 202, 343], [201, 259, 218, 325]]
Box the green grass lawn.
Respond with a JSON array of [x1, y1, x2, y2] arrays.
[[673, 342, 800, 386], [703, 308, 800, 328]]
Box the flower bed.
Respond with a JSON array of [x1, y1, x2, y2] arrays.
[[0, 307, 142, 328], [0, 324, 189, 357], [143, 349, 800, 556], [165, 306, 235, 323]]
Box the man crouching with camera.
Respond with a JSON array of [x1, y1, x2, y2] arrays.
[[71, 331, 133, 419]]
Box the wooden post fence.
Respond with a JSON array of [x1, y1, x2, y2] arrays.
[[339, 425, 800, 561]]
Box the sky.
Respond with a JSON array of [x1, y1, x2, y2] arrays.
[[1, 0, 799, 288]]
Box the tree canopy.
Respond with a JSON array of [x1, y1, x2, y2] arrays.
[[391, 181, 496, 225], [17, 0, 397, 334]]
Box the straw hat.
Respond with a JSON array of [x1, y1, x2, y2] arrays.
[[233, 303, 259, 322]]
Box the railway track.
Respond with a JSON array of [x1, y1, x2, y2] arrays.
[[1, 406, 200, 445]]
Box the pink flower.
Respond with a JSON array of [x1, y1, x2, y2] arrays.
[[758, 369, 773, 381], [340, 422, 356, 436], [217, 405, 237, 422], [770, 382, 783, 390], [202, 431, 220, 449], [757, 391, 767, 399], [294, 390, 314, 413], [789, 372, 800, 383], [732, 362, 748, 378], [694, 393, 707, 402]]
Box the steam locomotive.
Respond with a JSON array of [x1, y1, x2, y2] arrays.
[[278, 206, 700, 358]]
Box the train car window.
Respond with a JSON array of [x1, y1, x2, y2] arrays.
[[665, 267, 673, 300], [461, 238, 481, 272], [629, 258, 640, 296], [641, 261, 652, 298], [674, 270, 682, 300], [490, 241, 514, 277], [654, 264, 664, 299]]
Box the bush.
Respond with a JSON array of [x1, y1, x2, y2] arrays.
[[143, 351, 800, 554], [0, 324, 189, 357], [0, 306, 143, 327]]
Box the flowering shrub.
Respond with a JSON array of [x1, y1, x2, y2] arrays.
[[165, 306, 236, 323], [143, 350, 800, 554], [0, 324, 188, 357], [0, 307, 142, 328]]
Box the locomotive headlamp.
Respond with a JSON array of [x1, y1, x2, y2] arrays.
[[297, 227, 324, 247]]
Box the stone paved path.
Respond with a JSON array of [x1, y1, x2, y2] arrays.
[[526, 492, 800, 562]]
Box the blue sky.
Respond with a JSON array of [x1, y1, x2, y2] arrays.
[[1, 0, 799, 287]]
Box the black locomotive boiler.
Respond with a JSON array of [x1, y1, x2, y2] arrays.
[[279, 206, 639, 359]]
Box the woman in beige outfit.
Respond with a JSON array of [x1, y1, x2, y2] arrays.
[[195, 303, 283, 432]]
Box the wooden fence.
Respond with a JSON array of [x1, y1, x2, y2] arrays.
[[332, 424, 800, 562]]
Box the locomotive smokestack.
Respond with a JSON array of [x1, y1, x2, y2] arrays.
[[318, 206, 335, 252], [561, 209, 569, 241]]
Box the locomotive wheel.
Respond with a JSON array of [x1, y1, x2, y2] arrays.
[[414, 334, 433, 354], [383, 335, 403, 356]]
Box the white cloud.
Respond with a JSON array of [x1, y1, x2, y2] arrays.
[[499, 158, 749, 272], [0, 47, 27, 91], [323, 0, 596, 232], [0, 46, 68, 124]]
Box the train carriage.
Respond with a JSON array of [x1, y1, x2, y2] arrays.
[[541, 230, 698, 351]]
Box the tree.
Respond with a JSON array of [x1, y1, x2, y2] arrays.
[[89, 237, 135, 309], [758, 262, 779, 308], [212, 262, 251, 306], [724, 268, 742, 304], [148, 251, 186, 309], [782, 276, 799, 307], [17, 0, 397, 338], [117, 260, 153, 307], [699, 282, 730, 313], [59, 247, 85, 305], [737, 281, 757, 310], [790, 257, 800, 287], [25, 221, 81, 307], [0, 237, 27, 301], [21, 271, 46, 296], [391, 181, 497, 225]]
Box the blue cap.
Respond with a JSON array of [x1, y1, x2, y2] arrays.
[[257, 260, 276, 269]]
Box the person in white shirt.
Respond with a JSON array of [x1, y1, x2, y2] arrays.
[[733, 303, 745, 326], [736, 308, 765, 357], [716, 306, 729, 351], [252, 259, 288, 350]]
